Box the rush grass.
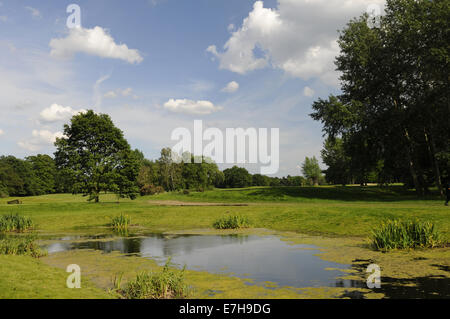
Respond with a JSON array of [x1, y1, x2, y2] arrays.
[[0, 236, 47, 258], [114, 258, 189, 299], [0, 213, 34, 232], [371, 219, 444, 251], [111, 214, 131, 230], [213, 214, 251, 229]]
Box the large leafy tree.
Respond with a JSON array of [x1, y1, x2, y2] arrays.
[[311, 0, 449, 195], [54, 110, 139, 202]]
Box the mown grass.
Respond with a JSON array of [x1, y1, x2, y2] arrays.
[[114, 258, 189, 299], [111, 214, 131, 230], [371, 219, 444, 251], [0, 236, 46, 258], [213, 214, 251, 229], [0, 213, 34, 232]]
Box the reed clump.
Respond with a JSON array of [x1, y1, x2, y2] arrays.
[[111, 214, 131, 230], [0, 213, 34, 232], [0, 236, 47, 258], [370, 219, 444, 251], [213, 214, 251, 229]]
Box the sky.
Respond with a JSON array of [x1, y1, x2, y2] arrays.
[[0, 0, 385, 176]]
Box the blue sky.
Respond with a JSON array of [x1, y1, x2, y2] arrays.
[[0, 0, 385, 176]]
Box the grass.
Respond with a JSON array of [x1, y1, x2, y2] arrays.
[[213, 214, 251, 229], [0, 213, 34, 232], [111, 214, 131, 230], [371, 219, 444, 251], [0, 236, 47, 258], [114, 258, 190, 299]]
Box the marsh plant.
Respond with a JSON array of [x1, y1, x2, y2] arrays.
[[0, 213, 34, 232], [111, 214, 131, 230], [0, 236, 46, 258], [114, 258, 190, 299], [213, 214, 251, 229], [370, 219, 444, 251]]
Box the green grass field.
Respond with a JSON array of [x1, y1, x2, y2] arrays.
[[0, 186, 449, 299]]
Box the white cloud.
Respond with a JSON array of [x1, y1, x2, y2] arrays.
[[163, 99, 222, 115], [227, 24, 235, 32], [25, 6, 42, 19], [303, 86, 315, 97], [49, 26, 143, 64], [0, 129, 4, 136], [104, 87, 138, 99], [221, 81, 239, 93], [207, 0, 385, 86], [40, 104, 86, 123], [18, 130, 64, 151]]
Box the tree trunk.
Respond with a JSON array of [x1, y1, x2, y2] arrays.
[[424, 129, 443, 197]]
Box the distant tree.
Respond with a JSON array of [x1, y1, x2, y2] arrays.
[[0, 156, 40, 196], [26, 154, 57, 194], [222, 166, 252, 188], [252, 174, 270, 186], [54, 110, 139, 202], [301, 156, 322, 186]]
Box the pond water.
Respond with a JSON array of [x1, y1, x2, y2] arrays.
[[45, 233, 363, 289]]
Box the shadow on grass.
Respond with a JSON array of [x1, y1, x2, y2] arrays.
[[341, 260, 450, 299], [223, 186, 440, 202]]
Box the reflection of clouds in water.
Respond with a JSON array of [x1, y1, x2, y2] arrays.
[[45, 234, 355, 289]]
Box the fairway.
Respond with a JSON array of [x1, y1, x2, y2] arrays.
[[1, 186, 449, 299]]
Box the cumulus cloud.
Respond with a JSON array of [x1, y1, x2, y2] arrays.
[[207, 0, 385, 86], [49, 26, 143, 64], [18, 130, 64, 152], [303, 86, 315, 97], [40, 104, 86, 123], [163, 99, 222, 115], [221, 81, 239, 93]]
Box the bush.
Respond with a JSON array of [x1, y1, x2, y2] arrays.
[[370, 219, 444, 251], [111, 214, 131, 230], [213, 214, 251, 229], [0, 236, 47, 258], [115, 258, 189, 299], [0, 213, 34, 232], [140, 184, 164, 196], [182, 189, 190, 195]]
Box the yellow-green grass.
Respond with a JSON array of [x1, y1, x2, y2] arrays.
[[0, 187, 448, 238], [0, 255, 113, 299]]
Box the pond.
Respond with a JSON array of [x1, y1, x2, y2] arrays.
[[45, 233, 363, 289]]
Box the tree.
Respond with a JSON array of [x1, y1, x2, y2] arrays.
[[0, 156, 40, 196], [321, 138, 353, 185], [54, 110, 139, 202], [222, 166, 252, 188], [301, 156, 322, 186], [311, 0, 449, 195], [26, 154, 57, 194]]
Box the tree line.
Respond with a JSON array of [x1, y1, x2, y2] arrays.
[[311, 0, 449, 195]]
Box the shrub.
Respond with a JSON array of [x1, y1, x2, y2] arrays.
[[213, 214, 251, 229], [182, 189, 190, 195], [0, 236, 47, 258], [111, 214, 131, 230], [0, 213, 34, 232], [140, 184, 164, 196], [115, 258, 189, 299], [370, 219, 444, 251]]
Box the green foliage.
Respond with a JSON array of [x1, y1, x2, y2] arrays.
[[0, 236, 46, 258], [54, 110, 139, 202], [111, 214, 131, 230], [213, 214, 251, 229], [0, 213, 34, 232], [222, 166, 252, 188], [0, 156, 41, 196], [371, 219, 444, 251], [301, 157, 323, 186], [25, 155, 57, 194], [116, 258, 189, 299], [140, 184, 164, 196]]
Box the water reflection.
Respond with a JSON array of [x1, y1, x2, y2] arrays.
[[46, 233, 361, 289]]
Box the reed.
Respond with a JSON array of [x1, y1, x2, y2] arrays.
[[0, 236, 47, 258], [111, 214, 131, 230], [370, 219, 443, 251], [115, 258, 190, 299], [0, 213, 34, 232], [213, 214, 251, 229]]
